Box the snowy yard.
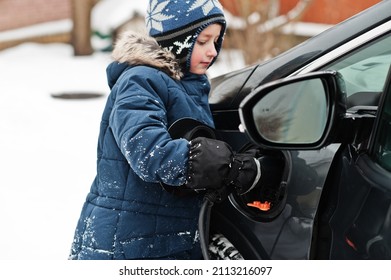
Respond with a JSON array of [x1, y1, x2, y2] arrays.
[[0, 37, 246, 260], [0, 1, 232, 260], [0, 43, 111, 260]]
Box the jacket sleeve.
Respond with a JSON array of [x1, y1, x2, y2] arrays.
[[109, 66, 189, 186]]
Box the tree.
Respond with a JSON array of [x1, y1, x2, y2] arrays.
[[220, 0, 315, 65], [71, 0, 99, 56]]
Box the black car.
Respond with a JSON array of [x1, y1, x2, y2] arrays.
[[206, 0, 391, 260]]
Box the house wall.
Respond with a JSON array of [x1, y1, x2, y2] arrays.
[[0, 0, 383, 53], [1, 0, 382, 32], [279, 0, 381, 24], [0, 0, 71, 32], [220, 0, 381, 24]]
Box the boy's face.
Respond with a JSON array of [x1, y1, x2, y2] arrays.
[[189, 24, 222, 75]]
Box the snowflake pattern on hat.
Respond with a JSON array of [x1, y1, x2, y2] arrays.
[[145, 0, 174, 33], [188, 0, 224, 16], [146, 0, 226, 72], [146, 0, 224, 33]]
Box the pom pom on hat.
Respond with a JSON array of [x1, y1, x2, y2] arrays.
[[146, 0, 226, 72]]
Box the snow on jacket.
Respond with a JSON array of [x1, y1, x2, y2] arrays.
[[69, 31, 215, 260]]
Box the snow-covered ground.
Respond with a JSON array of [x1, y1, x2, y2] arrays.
[[0, 39, 246, 261], [0, 1, 228, 261], [0, 43, 111, 260]]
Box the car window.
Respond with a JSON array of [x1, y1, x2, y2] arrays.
[[322, 33, 391, 107], [373, 69, 391, 172]]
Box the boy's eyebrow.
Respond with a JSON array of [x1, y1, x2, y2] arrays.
[[198, 32, 219, 39], [199, 34, 212, 39]]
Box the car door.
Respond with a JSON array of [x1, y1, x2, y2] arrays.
[[231, 68, 391, 260], [297, 28, 391, 260], [314, 65, 391, 260]]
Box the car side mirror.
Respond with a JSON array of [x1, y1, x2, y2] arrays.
[[239, 71, 347, 149]]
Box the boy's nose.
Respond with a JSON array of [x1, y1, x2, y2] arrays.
[[207, 45, 218, 57]]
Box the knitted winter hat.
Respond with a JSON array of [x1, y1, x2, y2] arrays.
[[146, 0, 226, 72]]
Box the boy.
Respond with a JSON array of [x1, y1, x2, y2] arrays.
[[69, 0, 265, 260]]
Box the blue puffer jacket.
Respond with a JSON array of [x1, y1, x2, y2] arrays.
[[69, 32, 215, 260]]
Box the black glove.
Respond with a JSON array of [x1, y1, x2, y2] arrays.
[[227, 149, 262, 195], [186, 137, 233, 190], [186, 137, 261, 194], [160, 118, 217, 196]]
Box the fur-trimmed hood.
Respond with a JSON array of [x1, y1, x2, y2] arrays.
[[111, 31, 183, 80]]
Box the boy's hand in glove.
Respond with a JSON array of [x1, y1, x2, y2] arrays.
[[186, 137, 262, 195]]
